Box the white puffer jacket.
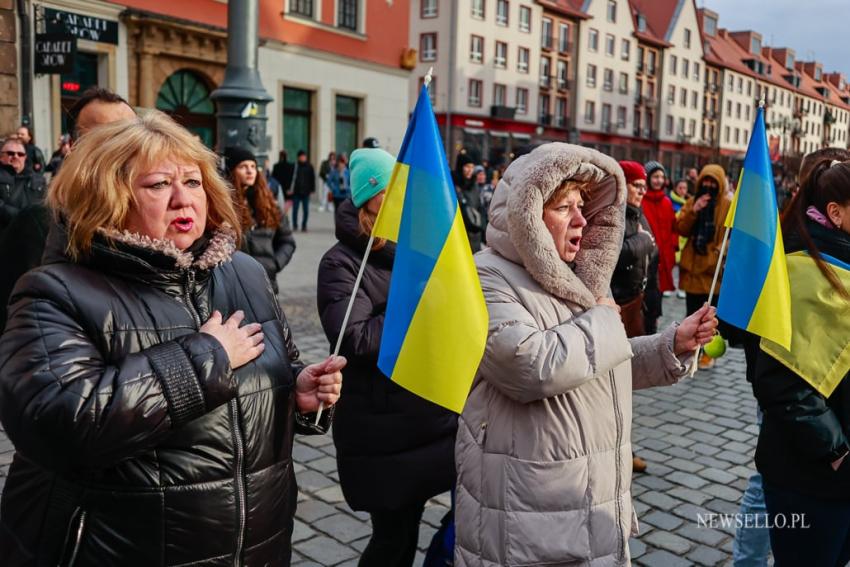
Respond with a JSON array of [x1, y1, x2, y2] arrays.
[[455, 143, 693, 567]]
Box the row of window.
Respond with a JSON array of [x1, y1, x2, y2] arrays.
[[668, 55, 701, 82], [723, 126, 751, 146], [289, 0, 359, 31], [421, 0, 529, 30], [583, 101, 628, 130], [667, 85, 701, 110], [587, 29, 632, 62], [665, 116, 699, 137], [468, 80, 530, 114]]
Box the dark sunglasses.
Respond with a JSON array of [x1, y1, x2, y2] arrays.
[[3, 151, 25, 158]]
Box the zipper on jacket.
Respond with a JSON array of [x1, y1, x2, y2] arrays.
[[65, 509, 87, 567], [230, 400, 247, 566], [183, 269, 201, 328], [609, 370, 626, 562]]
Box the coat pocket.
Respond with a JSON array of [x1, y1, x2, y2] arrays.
[[503, 455, 591, 565]]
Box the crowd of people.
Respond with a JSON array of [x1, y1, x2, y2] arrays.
[[0, 85, 847, 567]]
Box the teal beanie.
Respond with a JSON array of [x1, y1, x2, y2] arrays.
[[350, 148, 396, 208]]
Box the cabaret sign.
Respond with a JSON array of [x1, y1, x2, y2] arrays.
[[34, 33, 76, 74], [44, 7, 119, 45]]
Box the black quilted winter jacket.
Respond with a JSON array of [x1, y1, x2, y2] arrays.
[[0, 224, 328, 566]]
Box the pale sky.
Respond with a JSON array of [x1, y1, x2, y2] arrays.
[[700, 0, 850, 78]]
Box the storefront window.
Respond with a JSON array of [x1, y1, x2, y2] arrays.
[[60, 51, 100, 134], [335, 95, 360, 158], [156, 70, 216, 147], [283, 87, 313, 160]]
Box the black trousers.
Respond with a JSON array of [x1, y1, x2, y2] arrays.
[[359, 504, 425, 567], [764, 483, 850, 566]]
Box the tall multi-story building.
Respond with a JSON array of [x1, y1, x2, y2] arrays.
[[631, 0, 704, 175], [822, 72, 850, 150], [28, 0, 412, 166], [628, 4, 666, 165], [535, 0, 588, 145], [409, 0, 543, 166], [574, 0, 643, 160], [758, 46, 800, 162]]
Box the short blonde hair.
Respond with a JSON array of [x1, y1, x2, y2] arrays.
[[49, 110, 241, 259], [544, 179, 590, 208]]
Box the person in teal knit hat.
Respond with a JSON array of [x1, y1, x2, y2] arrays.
[[317, 147, 458, 566], [349, 148, 396, 208]]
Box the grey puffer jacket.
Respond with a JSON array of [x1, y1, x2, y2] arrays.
[[455, 143, 693, 567]]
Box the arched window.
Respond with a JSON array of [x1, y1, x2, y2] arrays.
[[156, 70, 216, 147]]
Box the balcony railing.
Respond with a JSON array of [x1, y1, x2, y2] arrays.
[[539, 75, 552, 89], [554, 115, 567, 128], [541, 36, 554, 50], [558, 40, 573, 54], [539, 113, 553, 126], [557, 78, 573, 91]]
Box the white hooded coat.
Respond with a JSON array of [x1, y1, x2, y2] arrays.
[[454, 143, 693, 567]]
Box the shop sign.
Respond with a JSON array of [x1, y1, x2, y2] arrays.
[[34, 32, 76, 74], [44, 7, 119, 45]]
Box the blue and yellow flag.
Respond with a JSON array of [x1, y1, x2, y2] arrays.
[[372, 85, 488, 413], [717, 106, 791, 349]]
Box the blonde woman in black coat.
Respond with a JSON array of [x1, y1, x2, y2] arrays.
[[0, 112, 344, 566]]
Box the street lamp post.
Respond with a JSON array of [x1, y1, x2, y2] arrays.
[[210, 0, 273, 164]]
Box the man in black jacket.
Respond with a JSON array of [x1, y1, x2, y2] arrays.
[[290, 150, 316, 232], [0, 137, 46, 235], [15, 126, 45, 174]]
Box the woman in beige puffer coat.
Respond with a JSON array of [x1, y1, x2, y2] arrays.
[[454, 143, 717, 567]]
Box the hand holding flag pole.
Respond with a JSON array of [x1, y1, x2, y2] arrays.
[[314, 66, 437, 425]]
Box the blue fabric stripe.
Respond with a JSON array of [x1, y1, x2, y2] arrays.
[[377, 86, 458, 377], [718, 107, 782, 329], [718, 231, 774, 329], [817, 252, 850, 273]]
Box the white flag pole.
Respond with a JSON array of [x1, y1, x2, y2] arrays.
[[315, 235, 376, 425]]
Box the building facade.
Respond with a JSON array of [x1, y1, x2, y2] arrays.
[[1, 0, 19, 130], [409, 0, 545, 167], [536, 0, 586, 145]]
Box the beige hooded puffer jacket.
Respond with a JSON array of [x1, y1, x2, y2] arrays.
[[455, 144, 693, 567]]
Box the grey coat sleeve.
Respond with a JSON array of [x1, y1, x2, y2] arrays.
[[478, 267, 634, 404], [629, 323, 694, 390]]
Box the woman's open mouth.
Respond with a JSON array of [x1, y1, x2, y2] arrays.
[[172, 218, 195, 233], [567, 236, 582, 252]]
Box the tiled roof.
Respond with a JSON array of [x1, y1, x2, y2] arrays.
[[537, 0, 590, 19], [628, 0, 674, 47]]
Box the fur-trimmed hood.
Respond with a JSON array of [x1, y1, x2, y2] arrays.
[[485, 143, 626, 309]]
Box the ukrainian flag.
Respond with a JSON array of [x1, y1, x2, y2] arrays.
[[717, 106, 791, 349], [371, 85, 488, 413]]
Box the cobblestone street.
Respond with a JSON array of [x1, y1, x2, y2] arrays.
[[0, 207, 761, 567]]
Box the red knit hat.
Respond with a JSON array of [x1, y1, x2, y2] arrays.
[[618, 161, 647, 185]]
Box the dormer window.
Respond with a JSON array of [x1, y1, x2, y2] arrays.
[[637, 14, 646, 32], [815, 67, 822, 81], [750, 37, 761, 55], [786, 53, 795, 70], [704, 15, 717, 36]]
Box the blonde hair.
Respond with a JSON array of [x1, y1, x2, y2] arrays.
[[544, 179, 590, 208], [358, 207, 387, 252], [48, 110, 241, 259]]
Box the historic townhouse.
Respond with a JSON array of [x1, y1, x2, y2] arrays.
[[630, 0, 704, 176], [535, 0, 588, 145], [409, 0, 544, 166]]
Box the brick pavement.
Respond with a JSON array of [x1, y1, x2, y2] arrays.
[[0, 207, 764, 566]]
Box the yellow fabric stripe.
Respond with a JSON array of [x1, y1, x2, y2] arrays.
[[391, 210, 488, 413], [747, 223, 792, 349], [761, 252, 850, 397], [372, 162, 410, 243]]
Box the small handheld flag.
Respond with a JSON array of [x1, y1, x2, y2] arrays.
[[371, 83, 489, 413], [717, 103, 792, 349]]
